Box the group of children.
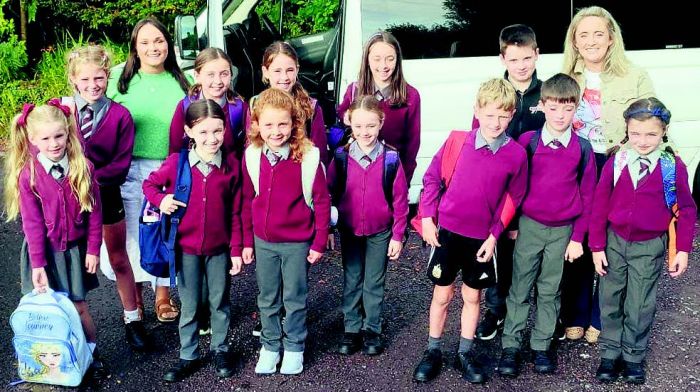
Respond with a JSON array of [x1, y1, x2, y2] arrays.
[[4, 11, 694, 389]]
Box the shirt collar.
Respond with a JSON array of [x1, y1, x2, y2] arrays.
[[475, 129, 508, 154], [188, 149, 222, 168], [263, 143, 291, 161], [503, 69, 539, 94], [37, 152, 69, 175], [373, 83, 392, 100], [626, 147, 662, 166], [349, 140, 384, 162], [73, 93, 109, 114], [196, 92, 228, 108], [541, 123, 573, 147]]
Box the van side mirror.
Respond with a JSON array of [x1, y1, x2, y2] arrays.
[[175, 15, 198, 60]]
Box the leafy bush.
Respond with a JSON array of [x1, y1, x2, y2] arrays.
[[257, 0, 340, 38], [0, 34, 127, 140]]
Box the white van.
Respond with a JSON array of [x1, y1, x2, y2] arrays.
[[175, 0, 700, 204]]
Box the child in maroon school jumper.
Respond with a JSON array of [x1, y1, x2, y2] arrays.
[[62, 45, 148, 350], [5, 101, 105, 374], [337, 31, 421, 184], [169, 47, 247, 159], [412, 79, 528, 385], [143, 99, 243, 382], [242, 88, 330, 375], [328, 95, 409, 356], [590, 98, 696, 385]]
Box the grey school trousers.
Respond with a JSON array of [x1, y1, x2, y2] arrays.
[[176, 252, 231, 360], [255, 237, 310, 352], [599, 231, 666, 363], [339, 228, 391, 334], [502, 216, 572, 351]]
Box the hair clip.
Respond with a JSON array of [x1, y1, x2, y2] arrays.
[[46, 98, 72, 118], [17, 104, 35, 128], [626, 107, 671, 124]]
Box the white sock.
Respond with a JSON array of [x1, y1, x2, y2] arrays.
[[124, 309, 141, 324]]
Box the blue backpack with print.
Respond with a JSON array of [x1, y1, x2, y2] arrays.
[[10, 288, 93, 387]]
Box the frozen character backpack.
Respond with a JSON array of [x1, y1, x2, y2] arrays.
[[10, 288, 93, 387]]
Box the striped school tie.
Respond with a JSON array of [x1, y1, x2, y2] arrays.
[[81, 106, 94, 138], [550, 139, 564, 149], [360, 155, 372, 167], [638, 157, 651, 184], [51, 164, 65, 180]]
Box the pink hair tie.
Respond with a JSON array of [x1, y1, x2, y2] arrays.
[[17, 103, 35, 128], [46, 98, 72, 118]]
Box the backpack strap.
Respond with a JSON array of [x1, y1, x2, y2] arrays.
[[526, 130, 541, 162], [332, 146, 349, 205], [227, 99, 245, 144], [301, 146, 320, 210], [165, 148, 191, 287], [613, 150, 631, 186], [659, 150, 678, 215], [383, 145, 400, 207], [304, 98, 318, 138], [244, 145, 263, 196], [576, 136, 593, 183], [440, 130, 469, 188], [182, 95, 193, 113]]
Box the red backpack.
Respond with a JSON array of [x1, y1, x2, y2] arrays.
[[411, 130, 517, 236]]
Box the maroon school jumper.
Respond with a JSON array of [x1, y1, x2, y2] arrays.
[[421, 130, 528, 240], [327, 152, 409, 241], [337, 83, 421, 183], [241, 148, 330, 253], [518, 131, 597, 242], [142, 152, 243, 257], [169, 97, 248, 158], [589, 155, 696, 252], [19, 160, 103, 268], [77, 101, 135, 187]]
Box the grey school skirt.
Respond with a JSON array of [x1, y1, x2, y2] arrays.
[[20, 239, 99, 301]]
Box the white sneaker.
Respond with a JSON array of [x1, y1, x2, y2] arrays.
[[254, 347, 280, 374], [280, 350, 304, 375]]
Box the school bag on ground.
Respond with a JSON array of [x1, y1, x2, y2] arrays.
[[244, 145, 320, 209], [613, 148, 679, 262], [139, 148, 192, 287], [330, 144, 400, 206], [11, 288, 92, 387]]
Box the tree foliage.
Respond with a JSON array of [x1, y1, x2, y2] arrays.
[[257, 0, 339, 38]]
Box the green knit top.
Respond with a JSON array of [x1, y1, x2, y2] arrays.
[[107, 70, 189, 160]]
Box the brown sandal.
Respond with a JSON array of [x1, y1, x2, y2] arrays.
[[156, 298, 179, 323]]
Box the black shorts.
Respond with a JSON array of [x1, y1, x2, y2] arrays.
[[427, 228, 497, 289], [100, 184, 126, 225]]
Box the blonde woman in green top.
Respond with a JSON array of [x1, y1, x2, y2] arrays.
[[106, 17, 190, 324]]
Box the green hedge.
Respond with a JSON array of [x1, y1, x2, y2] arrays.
[[0, 35, 127, 140]]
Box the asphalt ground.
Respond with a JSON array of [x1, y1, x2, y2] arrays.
[[1, 218, 699, 391]]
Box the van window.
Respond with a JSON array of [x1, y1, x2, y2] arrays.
[[361, 1, 570, 59], [574, 1, 700, 50]]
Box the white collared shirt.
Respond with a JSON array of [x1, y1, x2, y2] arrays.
[[37, 152, 69, 179]]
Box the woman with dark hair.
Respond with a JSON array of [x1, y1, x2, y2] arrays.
[[106, 17, 191, 324]]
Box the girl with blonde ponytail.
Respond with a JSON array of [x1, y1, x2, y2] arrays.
[[4, 100, 106, 374]]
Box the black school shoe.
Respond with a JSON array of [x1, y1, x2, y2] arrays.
[[476, 310, 504, 341], [413, 348, 442, 382], [214, 351, 235, 378], [125, 320, 149, 351], [533, 350, 556, 374], [596, 358, 620, 382], [362, 331, 384, 356], [622, 361, 645, 384], [88, 349, 108, 381], [455, 351, 485, 384], [163, 359, 201, 383], [497, 348, 519, 378], [338, 332, 362, 355]]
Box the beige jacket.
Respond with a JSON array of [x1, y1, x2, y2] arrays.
[[571, 60, 655, 149]]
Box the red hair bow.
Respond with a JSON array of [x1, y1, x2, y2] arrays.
[[46, 98, 72, 118], [16, 103, 35, 128]]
